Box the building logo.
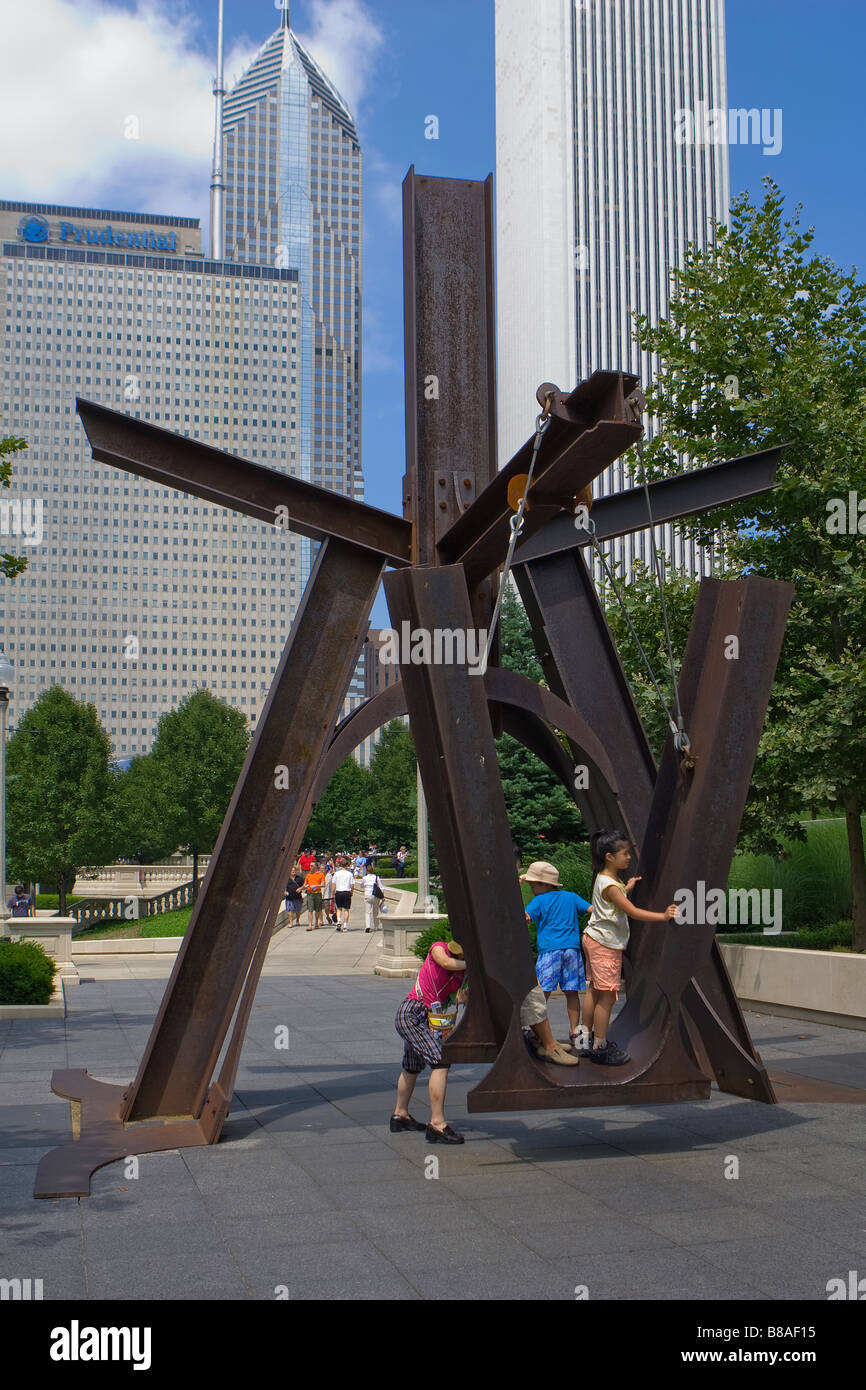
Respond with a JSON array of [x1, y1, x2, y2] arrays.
[[18, 215, 49, 244], [15, 214, 178, 253]]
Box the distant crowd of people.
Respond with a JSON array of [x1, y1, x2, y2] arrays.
[[284, 846, 408, 933]]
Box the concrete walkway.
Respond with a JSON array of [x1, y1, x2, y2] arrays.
[[264, 888, 389, 975], [2, 919, 866, 1301]]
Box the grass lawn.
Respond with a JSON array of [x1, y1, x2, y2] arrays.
[[74, 906, 192, 940]]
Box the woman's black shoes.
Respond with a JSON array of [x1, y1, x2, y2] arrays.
[[425, 1123, 464, 1144], [389, 1114, 426, 1132]]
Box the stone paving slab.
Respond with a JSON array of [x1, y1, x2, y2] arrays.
[[2, 937, 866, 1301]]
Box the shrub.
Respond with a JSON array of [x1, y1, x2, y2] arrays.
[[0, 939, 57, 1004], [410, 920, 452, 962]]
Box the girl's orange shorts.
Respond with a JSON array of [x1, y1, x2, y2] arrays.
[[582, 934, 623, 994]]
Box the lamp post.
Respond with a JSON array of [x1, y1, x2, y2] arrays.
[[0, 649, 12, 937]]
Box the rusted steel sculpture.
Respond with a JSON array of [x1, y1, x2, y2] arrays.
[[36, 168, 819, 1200]]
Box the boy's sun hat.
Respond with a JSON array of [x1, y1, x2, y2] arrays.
[[519, 861, 560, 887]]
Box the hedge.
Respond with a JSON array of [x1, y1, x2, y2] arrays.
[[0, 939, 57, 1005]]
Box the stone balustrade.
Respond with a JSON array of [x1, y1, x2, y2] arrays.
[[72, 858, 211, 898]]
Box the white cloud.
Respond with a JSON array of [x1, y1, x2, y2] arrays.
[[295, 0, 385, 117], [0, 0, 259, 223]]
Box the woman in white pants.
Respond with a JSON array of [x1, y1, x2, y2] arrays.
[[363, 870, 384, 932]]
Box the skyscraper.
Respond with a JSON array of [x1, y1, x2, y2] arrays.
[[220, 6, 363, 589], [0, 8, 364, 752], [495, 0, 729, 576], [0, 200, 301, 752]]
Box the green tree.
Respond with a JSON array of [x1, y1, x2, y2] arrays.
[[499, 582, 544, 683], [496, 585, 583, 852], [150, 689, 249, 892], [6, 687, 118, 913], [633, 178, 866, 948], [114, 754, 179, 864], [0, 424, 31, 579], [306, 755, 372, 849], [367, 719, 416, 847]]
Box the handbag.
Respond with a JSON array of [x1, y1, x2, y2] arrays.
[[414, 968, 459, 1039], [371, 878, 384, 900]]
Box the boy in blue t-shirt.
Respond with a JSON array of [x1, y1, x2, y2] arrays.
[[522, 859, 591, 1050]]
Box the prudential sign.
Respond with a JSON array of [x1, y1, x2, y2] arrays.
[[18, 214, 178, 252]]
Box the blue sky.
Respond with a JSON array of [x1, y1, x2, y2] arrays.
[[3, 0, 864, 625]]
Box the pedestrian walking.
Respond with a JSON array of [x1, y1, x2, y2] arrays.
[[303, 859, 326, 930], [284, 864, 304, 927], [332, 857, 354, 931], [362, 867, 385, 931]]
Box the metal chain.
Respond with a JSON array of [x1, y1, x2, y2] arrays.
[[477, 397, 553, 677]]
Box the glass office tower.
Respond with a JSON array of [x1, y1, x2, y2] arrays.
[[220, 10, 363, 594]]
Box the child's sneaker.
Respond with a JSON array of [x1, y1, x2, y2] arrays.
[[589, 1039, 630, 1066], [574, 1027, 595, 1057]]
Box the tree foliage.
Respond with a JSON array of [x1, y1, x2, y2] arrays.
[[632, 178, 866, 946], [113, 754, 180, 864], [366, 719, 417, 847], [149, 689, 249, 884], [6, 686, 118, 912], [305, 754, 372, 849]]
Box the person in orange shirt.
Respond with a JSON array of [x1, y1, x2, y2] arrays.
[[304, 859, 327, 930]]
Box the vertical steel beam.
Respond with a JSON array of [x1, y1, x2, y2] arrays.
[[402, 168, 498, 565], [384, 565, 538, 1056], [401, 169, 500, 688]]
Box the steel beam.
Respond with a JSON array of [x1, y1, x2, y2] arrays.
[[76, 398, 412, 568], [437, 371, 643, 588], [125, 537, 384, 1120], [614, 576, 795, 1098], [383, 565, 538, 1058], [36, 537, 384, 1194], [466, 575, 793, 1113], [513, 546, 657, 847], [514, 545, 796, 1100], [402, 169, 498, 569], [513, 447, 782, 565]]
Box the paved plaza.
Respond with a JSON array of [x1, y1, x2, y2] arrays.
[[2, 907, 866, 1301]]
